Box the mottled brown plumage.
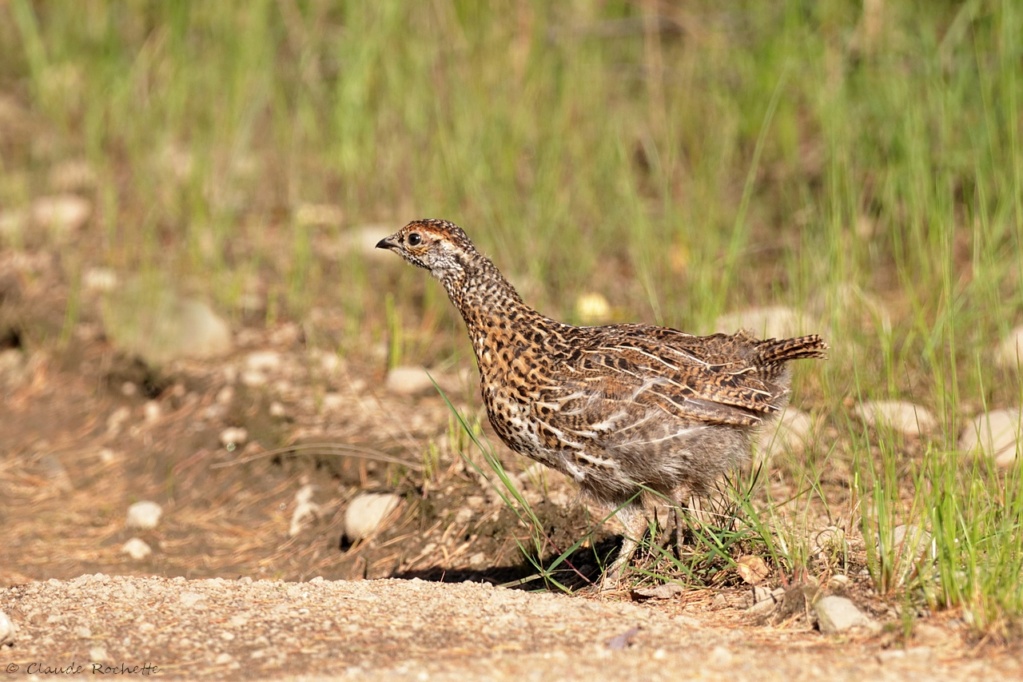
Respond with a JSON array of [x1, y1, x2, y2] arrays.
[[377, 219, 827, 584]]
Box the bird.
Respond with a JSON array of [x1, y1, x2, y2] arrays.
[[376, 218, 827, 587]]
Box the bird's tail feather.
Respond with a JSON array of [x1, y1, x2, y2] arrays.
[[755, 334, 829, 365]]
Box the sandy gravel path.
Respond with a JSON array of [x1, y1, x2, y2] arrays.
[[1, 575, 1019, 681]]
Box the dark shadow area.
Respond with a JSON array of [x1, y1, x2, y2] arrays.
[[390, 535, 622, 592]]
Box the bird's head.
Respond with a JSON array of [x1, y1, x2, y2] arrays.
[[376, 219, 478, 282]]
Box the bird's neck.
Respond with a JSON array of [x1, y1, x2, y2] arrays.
[[440, 255, 540, 335]]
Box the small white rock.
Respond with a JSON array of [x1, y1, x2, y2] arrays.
[[89, 646, 109, 662], [715, 306, 804, 339], [121, 538, 152, 560], [959, 408, 1022, 467], [854, 400, 938, 437], [344, 493, 401, 542], [815, 596, 875, 634], [0, 610, 16, 646], [126, 501, 163, 530], [220, 427, 249, 449], [143, 400, 162, 423], [385, 366, 436, 396], [995, 325, 1023, 369]]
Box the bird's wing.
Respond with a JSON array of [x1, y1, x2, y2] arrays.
[[536, 326, 782, 433]]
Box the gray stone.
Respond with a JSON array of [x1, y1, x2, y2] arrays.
[[102, 281, 232, 366], [126, 501, 162, 530], [815, 595, 874, 634], [853, 400, 938, 437], [959, 408, 1022, 467], [343, 493, 401, 542]]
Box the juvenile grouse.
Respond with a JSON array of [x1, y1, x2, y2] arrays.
[[377, 219, 827, 585]]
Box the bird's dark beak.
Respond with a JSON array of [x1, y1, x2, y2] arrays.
[[376, 235, 399, 251]]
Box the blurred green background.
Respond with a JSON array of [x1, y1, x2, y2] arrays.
[[3, 1, 1018, 366]]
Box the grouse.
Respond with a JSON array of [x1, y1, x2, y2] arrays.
[[377, 219, 827, 586]]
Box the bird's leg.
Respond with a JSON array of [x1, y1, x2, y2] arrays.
[[599, 505, 650, 592]]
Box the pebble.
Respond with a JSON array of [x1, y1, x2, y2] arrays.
[[631, 583, 684, 601], [853, 400, 937, 437], [143, 400, 162, 423], [343, 493, 401, 542], [385, 366, 436, 396], [220, 427, 249, 449], [0, 610, 15, 646], [995, 325, 1023, 369], [959, 408, 1022, 467], [747, 588, 785, 616], [714, 305, 804, 339], [121, 538, 153, 561], [815, 596, 875, 634], [126, 501, 163, 530]]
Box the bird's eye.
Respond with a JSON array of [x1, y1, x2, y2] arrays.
[[407, 233, 422, 246]]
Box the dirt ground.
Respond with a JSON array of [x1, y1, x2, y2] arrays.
[[1, 245, 1021, 679]]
